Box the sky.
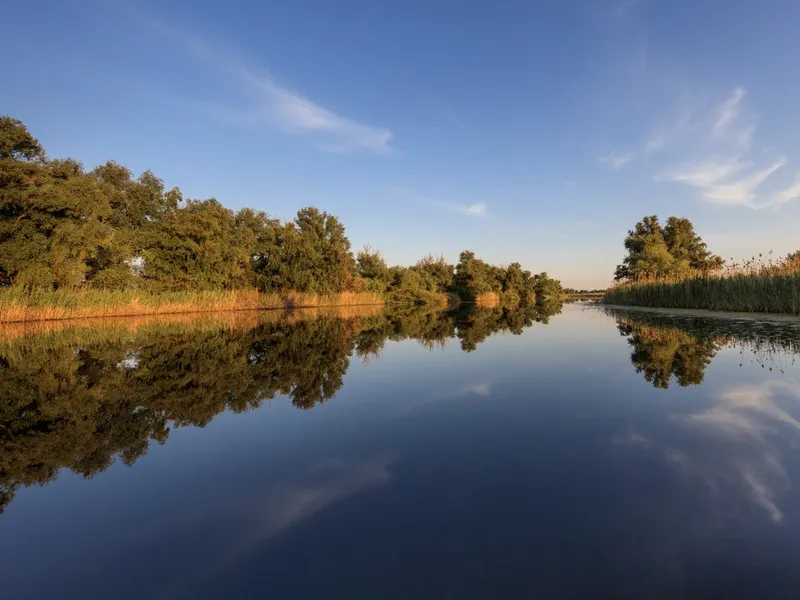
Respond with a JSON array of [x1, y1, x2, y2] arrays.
[[4, 0, 800, 288]]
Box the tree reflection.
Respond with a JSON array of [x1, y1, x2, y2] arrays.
[[0, 302, 562, 513], [608, 308, 800, 389], [616, 319, 721, 388]]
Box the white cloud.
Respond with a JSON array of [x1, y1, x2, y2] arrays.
[[713, 87, 747, 135], [599, 151, 634, 169], [142, 14, 393, 154], [657, 87, 800, 209], [392, 186, 489, 218], [469, 383, 491, 396], [662, 155, 800, 209], [459, 203, 488, 217]]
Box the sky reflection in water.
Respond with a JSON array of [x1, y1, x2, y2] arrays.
[[1, 303, 800, 599]]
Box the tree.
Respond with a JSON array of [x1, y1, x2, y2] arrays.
[[663, 217, 723, 273], [0, 145, 115, 289], [412, 254, 454, 291], [287, 207, 355, 293], [143, 199, 252, 289], [0, 116, 44, 161], [533, 272, 563, 301], [356, 245, 389, 281], [235, 208, 281, 290], [615, 215, 722, 281]]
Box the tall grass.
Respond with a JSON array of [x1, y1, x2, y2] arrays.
[[0, 288, 384, 323], [0, 304, 385, 342], [604, 254, 800, 315]]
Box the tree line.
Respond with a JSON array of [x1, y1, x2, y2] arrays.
[[0, 116, 561, 304]]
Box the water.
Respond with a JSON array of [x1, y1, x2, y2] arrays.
[[2, 303, 800, 599]]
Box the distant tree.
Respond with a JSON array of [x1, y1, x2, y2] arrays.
[[412, 254, 454, 291], [533, 272, 563, 301], [356, 245, 389, 281], [615, 215, 722, 281], [663, 217, 724, 273]]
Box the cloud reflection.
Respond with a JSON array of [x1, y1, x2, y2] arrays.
[[616, 380, 800, 523]]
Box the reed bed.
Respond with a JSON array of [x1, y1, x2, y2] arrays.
[[604, 255, 800, 315], [0, 288, 384, 323], [0, 304, 385, 343]]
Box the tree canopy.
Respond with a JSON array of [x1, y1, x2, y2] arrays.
[[1, 116, 561, 303], [614, 215, 723, 281]]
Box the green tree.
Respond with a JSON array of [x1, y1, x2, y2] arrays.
[[663, 217, 723, 273], [615, 215, 723, 281], [143, 199, 252, 289], [0, 144, 115, 289], [533, 272, 563, 300], [412, 254, 454, 291]]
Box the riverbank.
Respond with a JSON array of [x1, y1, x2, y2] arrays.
[[0, 288, 384, 323], [603, 272, 800, 315]]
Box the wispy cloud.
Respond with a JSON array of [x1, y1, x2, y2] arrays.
[[713, 87, 747, 136], [140, 14, 393, 154], [392, 186, 489, 218], [452, 202, 488, 217], [656, 87, 800, 209], [599, 151, 634, 169], [662, 155, 799, 209]]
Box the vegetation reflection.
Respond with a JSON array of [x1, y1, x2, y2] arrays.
[[0, 301, 563, 514], [608, 308, 800, 389]]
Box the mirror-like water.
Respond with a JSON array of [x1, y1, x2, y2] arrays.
[[2, 302, 800, 599]]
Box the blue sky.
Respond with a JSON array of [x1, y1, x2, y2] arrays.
[[4, 0, 800, 288]]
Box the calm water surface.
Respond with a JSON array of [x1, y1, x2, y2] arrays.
[[2, 303, 800, 599]]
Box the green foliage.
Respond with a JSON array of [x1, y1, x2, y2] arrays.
[[0, 116, 44, 161], [615, 215, 723, 281], [453, 252, 541, 303], [356, 245, 389, 281], [143, 199, 252, 290], [533, 272, 563, 301], [1, 117, 565, 305], [0, 117, 361, 295]]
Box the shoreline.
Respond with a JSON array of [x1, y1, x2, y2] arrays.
[[0, 289, 385, 324], [598, 303, 800, 323]]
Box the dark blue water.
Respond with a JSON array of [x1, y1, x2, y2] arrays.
[[2, 304, 800, 599]]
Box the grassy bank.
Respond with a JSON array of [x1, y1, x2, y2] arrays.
[[0, 288, 384, 323], [604, 271, 800, 315]]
